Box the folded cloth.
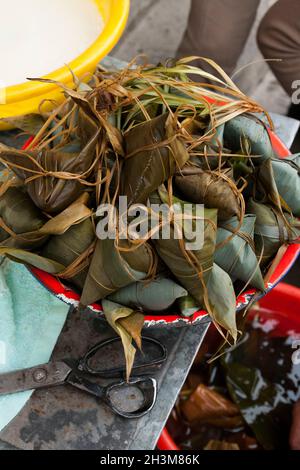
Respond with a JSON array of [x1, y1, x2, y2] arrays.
[[0, 260, 69, 432]]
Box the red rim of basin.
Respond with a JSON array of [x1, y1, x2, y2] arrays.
[[23, 123, 300, 326]]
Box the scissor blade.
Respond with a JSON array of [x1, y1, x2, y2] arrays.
[[0, 361, 72, 395]]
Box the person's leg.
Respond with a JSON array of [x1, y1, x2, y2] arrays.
[[257, 0, 300, 96], [177, 0, 260, 76]]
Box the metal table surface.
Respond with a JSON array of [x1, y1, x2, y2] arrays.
[[0, 308, 210, 450], [0, 58, 298, 450]]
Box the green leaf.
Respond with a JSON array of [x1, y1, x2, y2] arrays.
[[102, 300, 144, 381], [0, 247, 65, 273]]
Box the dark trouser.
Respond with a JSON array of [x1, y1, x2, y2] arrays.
[[177, 0, 300, 96]]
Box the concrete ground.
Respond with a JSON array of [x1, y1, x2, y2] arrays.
[[113, 0, 290, 114]]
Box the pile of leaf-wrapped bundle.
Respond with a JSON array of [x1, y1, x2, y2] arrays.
[[0, 58, 299, 377]]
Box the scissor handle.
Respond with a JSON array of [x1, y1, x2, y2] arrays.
[[79, 336, 167, 378], [105, 376, 157, 419], [67, 372, 157, 419]]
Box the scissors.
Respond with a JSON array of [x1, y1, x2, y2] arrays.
[[0, 336, 167, 419]]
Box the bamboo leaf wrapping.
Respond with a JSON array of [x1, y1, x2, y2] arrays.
[[224, 115, 274, 161], [272, 155, 300, 216], [215, 215, 265, 291], [0, 130, 100, 213], [108, 276, 188, 312], [175, 168, 240, 221], [81, 239, 155, 306], [122, 113, 190, 206], [247, 199, 300, 264]]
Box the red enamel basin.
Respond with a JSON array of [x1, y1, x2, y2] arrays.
[[157, 282, 300, 450], [23, 124, 300, 326]]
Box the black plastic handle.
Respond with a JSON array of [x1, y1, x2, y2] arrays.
[[67, 372, 157, 419]]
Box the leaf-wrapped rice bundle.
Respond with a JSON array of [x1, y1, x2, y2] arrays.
[[271, 155, 300, 216], [224, 114, 274, 161], [179, 264, 237, 341], [215, 215, 265, 291], [206, 263, 237, 341], [190, 152, 228, 172], [0, 130, 100, 213], [175, 167, 241, 220], [121, 113, 189, 206], [254, 158, 283, 211], [0, 187, 47, 249], [108, 276, 188, 312], [152, 195, 218, 309], [181, 382, 242, 428], [247, 199, 300, 264], [41, 218, 96, 290], [0, 193, 94, 277], [189, 124, 229, 171], [81, 238, 156, 307]]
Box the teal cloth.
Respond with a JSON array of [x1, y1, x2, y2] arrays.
[[0, 260, 69, 432]]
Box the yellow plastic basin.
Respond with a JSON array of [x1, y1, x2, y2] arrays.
[[0, 0, 130, 129]]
